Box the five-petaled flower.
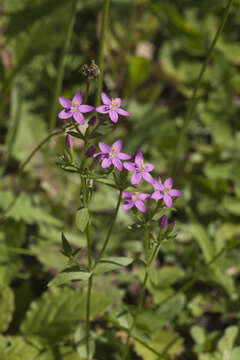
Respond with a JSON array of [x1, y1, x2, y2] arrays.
[[123, 151, 154, 185], [58, 91, 94, 125], [93, 140, 131, 171], [96, 92, 130, 123], [121, 191, 150, 212], [151, 177, 182, 208]]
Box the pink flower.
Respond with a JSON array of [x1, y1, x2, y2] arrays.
[[96, 92, 130, 123], [93, 140, 131, 171], [121, 191, 150, 212], [58, 91, 94, 125], [151, 177, 182, 208], [123, 151, 154, 185]]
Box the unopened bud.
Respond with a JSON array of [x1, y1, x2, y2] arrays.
[[159, 215, 168, 230], [65, 134, 73, 149], [85, 145, 96, 158], [88, 115, 97, 126]]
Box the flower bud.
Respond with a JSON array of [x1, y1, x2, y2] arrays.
[[65, 134, 73, 149], [88, 115, 97, 126], [85, 145, 96, 158], [159, 215, 168, 230]]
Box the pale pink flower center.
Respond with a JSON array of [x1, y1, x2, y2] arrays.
[[110, 146, 116, 158], [132, 192, 139, 201], [71, 100, 79, 112], [164, 186, 171, 195], [138, 160, 148, 172]]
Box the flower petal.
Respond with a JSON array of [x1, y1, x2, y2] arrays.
[[142, 172, 153, 184], [101, 158, 112, 168], [99, 142, 111, 153], [122, 192, 133, 199], [151, 191, 163, 200], [135, 200, 146, 212], [101, 92, 111, 105], [122, 200, 134, 211], [112, 139, 122, 152], [78, 105, 94, 113], [93, 152, 103, 159], [144, 163, 154, 172], [115, 98, 122, 106], [131, 172, 142, 185], [168, 189, 182, 197], [72, 91, 83, 104], [109, 110, 118, 123], [152, 179, 164, 191], [96, 105, 110, 114], [116, 107, 130, 117], [73, 112, 85, 125], [164, 177, 173, 188], [138, 193, 150, 200], [123, 162, 136, 171], [112, 158, 123, 171], [59, 96, 72, 108], [135, 152, 143, 167], [164, 194, 172, 208], [118, 152, 131, 160], [58, 109, 73, 119]]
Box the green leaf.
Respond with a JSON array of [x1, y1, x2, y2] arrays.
[[20, 287, 111, 342], [149, 266, 185, 288], [75, 326, 95, 360], [48, 268, 91, 287], [134, 329, 184, 359], [94, 257, 133, 275], [218, 326, 238, 354], [127, 56, 150, 93], [223, 197, 240, 216], [0, 285, 15, 333], [0, 335, 39, 360], [66, 130, 85, 140], [61, 232, 72, 258], [5, 0, 70, 40], [76, 208, 89, 232]]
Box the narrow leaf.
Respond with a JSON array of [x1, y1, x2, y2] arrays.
[[76, 208, 89, 232], [94, 257, 133, 275]]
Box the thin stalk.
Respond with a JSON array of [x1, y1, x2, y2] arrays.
[[49, 0, 77, 132], [81, 176, 92, 359], [95, 0, 110, 107], [173, 0, 233, 169], [93, 189, 122, 270], [123, 270, 149, 360], [18, 129, 64, 173], [123, 223, 151, 360]]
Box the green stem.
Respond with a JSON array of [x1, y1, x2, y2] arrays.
[[93, 190, 122, 270], [95, 0, 110, 107], [123, 223, 151, 360], [172, 0, 233, 169], [49, 0, 77, 132], [18, 129, 64, 173], [81, 177, 92, 360], [123, 269, 149, 360]]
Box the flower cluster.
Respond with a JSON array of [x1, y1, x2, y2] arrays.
[[58, 91, 130, 126], [59, 90, 182, 214]]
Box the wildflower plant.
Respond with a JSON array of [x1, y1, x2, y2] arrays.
[[48, 69, 183, 359]]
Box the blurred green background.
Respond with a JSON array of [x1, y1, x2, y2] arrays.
[[0, 0, 240, 359]]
